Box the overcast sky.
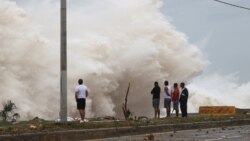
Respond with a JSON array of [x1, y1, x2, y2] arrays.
[[14, 0, 250, 82], [162, 0, 250, 82]]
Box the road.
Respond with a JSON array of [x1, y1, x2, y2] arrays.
[[88, 125, 250, 141]]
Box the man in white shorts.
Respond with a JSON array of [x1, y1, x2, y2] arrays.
[[75, 79, 88, 122]]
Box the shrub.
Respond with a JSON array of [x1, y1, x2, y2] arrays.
[[0, 100, 20, 122]]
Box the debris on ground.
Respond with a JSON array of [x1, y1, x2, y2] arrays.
[[138, 116, 149, 121], [29, 125, 37, 130], [147, 134, 154, 141], [103, 116, 116, 120], [30, 117, 46, 122], [122, 83, 132, 120], [55, 117, 74, 122]]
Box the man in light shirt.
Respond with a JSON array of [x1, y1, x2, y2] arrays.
[[164, 80, 171, 117], [75, 79, 88, 122]]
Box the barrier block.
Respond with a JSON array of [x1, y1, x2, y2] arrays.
[[199, 106, 236, 115]]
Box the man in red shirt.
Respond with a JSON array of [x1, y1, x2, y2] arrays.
[[171, 83, 180, 117]]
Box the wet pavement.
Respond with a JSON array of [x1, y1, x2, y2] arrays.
[[89, 125, 250, 141]]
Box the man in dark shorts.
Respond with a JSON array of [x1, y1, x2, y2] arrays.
[[180, 82, 189, 117], [151, 81, 161, 118], [75, 79, 89, 123]]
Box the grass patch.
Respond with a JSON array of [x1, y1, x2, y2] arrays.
[[0, 121, 12, 126], [0, 114, 250, 135]]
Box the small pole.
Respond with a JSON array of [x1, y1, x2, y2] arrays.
[[60, 0, 67, 123]]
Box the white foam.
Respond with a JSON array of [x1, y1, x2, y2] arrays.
[[0, 0, 205, 119]]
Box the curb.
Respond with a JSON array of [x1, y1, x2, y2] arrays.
[[1, 119, 250, 141]]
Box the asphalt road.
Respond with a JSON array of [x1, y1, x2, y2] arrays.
[[89, 125, 250, 141]]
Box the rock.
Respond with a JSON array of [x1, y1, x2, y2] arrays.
[[32, 117, 39, 120], [38, 124, 45, 130], [29, 125, 37, 129], [138, 116, 149, 121], [31, 117, 45, 123], [103, 116, 116, 120], [0, 127, 4, 132]]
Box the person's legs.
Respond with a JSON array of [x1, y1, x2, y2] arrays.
[[153, 99, 156, 118], [165, 107, 167, 117], [166, 108, 168, 117], [78, 109, 86, 120], [174, 101, 179, 117], [79, 110, 82, 119], [167, 99, 171, 117], [157, 107, 160, 118], [77, 99, 83, 120], [164, 99, 170, 117], [184, 102, 188, 117], [82, 99, 86, 120], [153, 99, 159, 118], [167, 108, 170, 117], [154, 108, 157, 118], [79, 110, 83, 120], [157, 99, 160, 118], [164, 99, 167, 118], [78, 99, 86, 121], [180, 102, 184, 117], [82, 109, 85, 120]]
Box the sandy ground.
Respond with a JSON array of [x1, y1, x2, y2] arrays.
[[88, 125, 250, 141]]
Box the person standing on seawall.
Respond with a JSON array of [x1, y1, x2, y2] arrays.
[[180, 82, 189, 117], [151, 81, 161, 118], [75, 79, 89, 123], [163, 80, 171, 117], [171, 83, 180, 117]]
